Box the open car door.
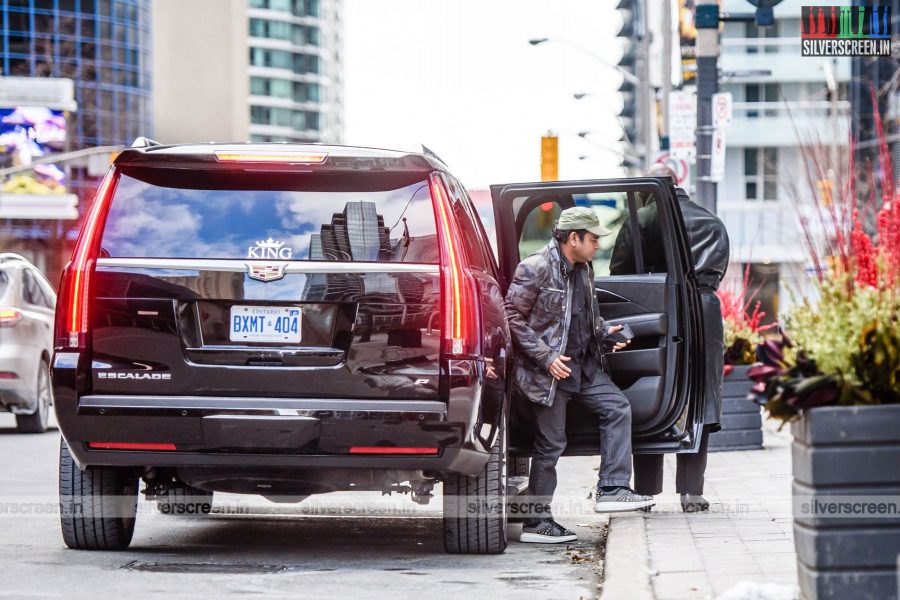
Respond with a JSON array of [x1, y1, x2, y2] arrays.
[[491, 177, 706, 455]]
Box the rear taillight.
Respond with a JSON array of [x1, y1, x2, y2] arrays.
[[214, 150, 328, 163], [55, 168, 119, 350], [88, 442, 177, 451], [0, 308, 22, 327], [428, 172, 479, 358], [348, 446, 438, 455]]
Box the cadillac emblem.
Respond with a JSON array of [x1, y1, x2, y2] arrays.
[[246, 263, 287, 282]]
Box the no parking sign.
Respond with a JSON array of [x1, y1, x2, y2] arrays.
[[653, 152, 690, 189]]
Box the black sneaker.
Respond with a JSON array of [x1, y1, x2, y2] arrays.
[[593, 486, 655, 513], [520, 519, 578, 544], [680, 494, 710, 513]]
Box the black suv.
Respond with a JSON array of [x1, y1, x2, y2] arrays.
[[53, 141, 706, 554]]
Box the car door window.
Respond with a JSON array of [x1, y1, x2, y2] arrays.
[[37, 277, 56, 308], [461, 191, 499, 276], [21, 269, 39, 306], [599, 190, 667, 276], [446, 177, 493, 274], [514, 196, 562, 261], [512, 191, 664, 277]]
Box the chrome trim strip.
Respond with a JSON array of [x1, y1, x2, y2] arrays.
[[79, 395, 447, 414], [96, 258, 440, 274]]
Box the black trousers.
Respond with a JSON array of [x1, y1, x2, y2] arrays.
[[633, 425, 713, 496], [525, 371, 632, 523]]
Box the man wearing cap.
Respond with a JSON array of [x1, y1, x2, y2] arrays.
[[505, 205, 655, 544]]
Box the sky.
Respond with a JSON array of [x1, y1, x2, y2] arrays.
[[343, 1, 626, 189]]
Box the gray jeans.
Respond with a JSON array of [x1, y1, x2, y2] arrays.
[[525, 371, 633, 522]]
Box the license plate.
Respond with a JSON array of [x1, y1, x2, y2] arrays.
[[229, 306, 301, 343]]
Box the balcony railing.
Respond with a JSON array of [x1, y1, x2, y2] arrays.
[[727, 101, 850, 147], [732, 100, 850, 118], [718, 203, 809, 263], [722, 37, 801, 54]]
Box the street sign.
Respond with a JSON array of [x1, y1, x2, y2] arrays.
[[669, 91, 697, 159], [710, 129, 726, 182], [712, 92, 732, 128], [653, 151, 690, 188]]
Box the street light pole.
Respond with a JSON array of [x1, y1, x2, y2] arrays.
[[530, 32, 651, 171], [528, 38, 641, 86], [637, 1, 654, 169], [662, 0, 673, 143], [695, 2, 719, 213]]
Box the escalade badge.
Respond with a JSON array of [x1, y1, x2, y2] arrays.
[[247, 262, 287, 282]]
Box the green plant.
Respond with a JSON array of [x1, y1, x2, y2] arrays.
[[718, 264, 777, 366], [749, 90, 900, 423]]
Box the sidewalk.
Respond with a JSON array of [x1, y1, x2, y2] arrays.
[[602, 420, 799, 600]]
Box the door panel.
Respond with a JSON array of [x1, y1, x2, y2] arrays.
[[491, 178, 704, 454]]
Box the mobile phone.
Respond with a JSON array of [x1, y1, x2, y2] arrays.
[[607, 323, 634, 344]]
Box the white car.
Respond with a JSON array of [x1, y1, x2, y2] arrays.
[[0, 254, 56, 432]]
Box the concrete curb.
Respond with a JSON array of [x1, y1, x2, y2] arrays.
[[600, 513, 654, 600]]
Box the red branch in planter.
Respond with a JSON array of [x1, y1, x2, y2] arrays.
[[851, 209, 878, 288]]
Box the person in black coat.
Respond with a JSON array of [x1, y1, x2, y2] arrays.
[[610, 164, 730, 512]]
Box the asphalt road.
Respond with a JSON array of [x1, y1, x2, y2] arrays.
[[0, 413, 609, 599]]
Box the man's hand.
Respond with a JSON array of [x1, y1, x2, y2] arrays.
[[607, 325, 631, 353], [549, 355, 572, 380]]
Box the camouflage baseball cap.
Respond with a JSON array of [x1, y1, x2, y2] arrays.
[[556, 206, 611, 237]]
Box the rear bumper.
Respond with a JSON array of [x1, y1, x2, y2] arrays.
[[0, 346, 33, 410], [52, 353, 495, 477]]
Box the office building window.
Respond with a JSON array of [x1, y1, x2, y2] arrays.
[[745, 21, 780, 54], [249, 48, 319, 74], [250, 106, 319, 131], [249, 0, 319, 17], [250, 77, 319, 103], [744, 148, 778, 201], [745, 83, 778, 117], [249, 18, 319, 46]]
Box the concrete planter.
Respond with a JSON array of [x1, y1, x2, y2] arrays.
[[708, 364, 763, 452], [791, 404, 900, 600]]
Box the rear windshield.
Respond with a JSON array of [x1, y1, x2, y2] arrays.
[[0, 271, 8, 297], [100, 171, 439, 263]]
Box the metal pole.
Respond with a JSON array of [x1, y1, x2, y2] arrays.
[[662, 0, 673, 140], [695, 3, 719, 213], [638, 0, 654, 169]]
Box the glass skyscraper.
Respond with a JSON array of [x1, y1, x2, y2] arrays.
[[0, 0, 151, 282], [1, 0, 152, 148]]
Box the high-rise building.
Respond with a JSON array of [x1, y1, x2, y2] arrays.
[[717, 0, 851, 319], [152, 0, 343, 144], [0, 0, 151, 281], [0, 0, 153, 149]]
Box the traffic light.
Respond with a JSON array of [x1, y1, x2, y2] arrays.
[[616, 0, 640, 170], [540, 135, 558, 181], [618, 79, 637, 145]]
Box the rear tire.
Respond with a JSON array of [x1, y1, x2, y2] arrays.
[[442, 420, 508, 554], [59, 440, 137, 550], [16, 360, 52, 434], [156, 484, 214, 516]]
